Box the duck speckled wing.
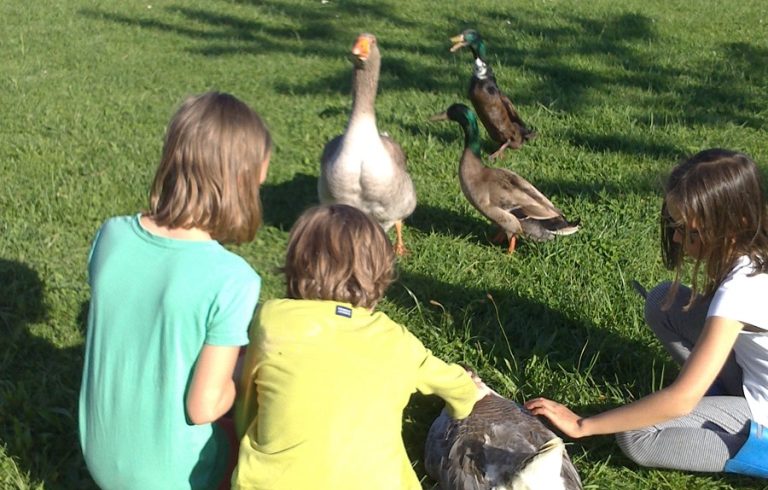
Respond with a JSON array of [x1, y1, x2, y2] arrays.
[[431, 103, 578, 254], [450, 29, 536, 160]]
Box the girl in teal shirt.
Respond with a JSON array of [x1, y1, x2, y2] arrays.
[[79, 92, 271, 489]]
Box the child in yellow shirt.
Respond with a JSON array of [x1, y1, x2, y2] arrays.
[[232, 204, 485, 489]]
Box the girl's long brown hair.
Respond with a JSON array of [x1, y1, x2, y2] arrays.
[[149, 92, 272, 244], [661, 148, 768, 308], [282, 204, 395, 309]]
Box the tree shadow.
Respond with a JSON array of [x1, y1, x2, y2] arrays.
[[78, 3, 465, 96], [566, 133, 686, 161], [229, 0, 421, 29], [477, 10, 767, 131], [407, 202, 494, 247], [515, 167, 666, 202], [0, 260, 96, 489], [78, 3, 768, 139], [410, 119, 465, 145]]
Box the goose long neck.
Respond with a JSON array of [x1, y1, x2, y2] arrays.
[[350, 54, 380, 123]]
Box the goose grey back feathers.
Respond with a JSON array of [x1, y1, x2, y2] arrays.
[[425, 391, 582, 490]]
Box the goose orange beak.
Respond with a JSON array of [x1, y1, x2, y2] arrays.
[[351, 36, 371, 61]]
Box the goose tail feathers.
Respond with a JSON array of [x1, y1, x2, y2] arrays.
[[510, 437, 567, 490]]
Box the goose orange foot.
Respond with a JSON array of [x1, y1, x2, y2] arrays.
[[394, 221, 409, 256]]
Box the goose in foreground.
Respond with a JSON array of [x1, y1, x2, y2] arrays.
[[425, 371, 582, 490], [319, 33, 416, 255], [430, 103, 578, 254], [450, 29, 536, 159]]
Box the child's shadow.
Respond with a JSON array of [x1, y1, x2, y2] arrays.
[[260, 172, 319, 231], [0, 259, 96, 488]]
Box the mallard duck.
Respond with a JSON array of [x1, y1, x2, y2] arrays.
[[431, 103, 578, 253], [450, 29, 535, 159], [425, 371, 582, 490], [319, 33, 416, 255]]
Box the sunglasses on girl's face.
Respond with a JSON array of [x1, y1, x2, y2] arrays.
[[667, 220, 700, 240]]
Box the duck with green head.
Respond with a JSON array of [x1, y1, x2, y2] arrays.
[[450, 29, 536, 159], [431, 103, 578, 254]]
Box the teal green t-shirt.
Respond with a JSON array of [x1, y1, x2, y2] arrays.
[[79, 215, 260, 490]]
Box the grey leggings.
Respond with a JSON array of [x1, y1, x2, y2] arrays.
[[615, 282, 751, 472]]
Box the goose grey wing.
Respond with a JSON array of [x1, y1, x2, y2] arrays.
[[505, 405, 583, 490], [320, 134, 343, 170], [380, 134, 407, 171], [426, 410, 488, 490], [319, 135, 343, 203], [379, 133, 416, 221], [561, 452, 583, 490], [425, 409, 454, 480], [425, 409, 490, 490]]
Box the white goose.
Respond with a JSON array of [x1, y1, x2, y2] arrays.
[[319, 33, 416, 255]]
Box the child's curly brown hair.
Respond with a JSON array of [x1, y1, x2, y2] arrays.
[[282, 204, 396, 309]]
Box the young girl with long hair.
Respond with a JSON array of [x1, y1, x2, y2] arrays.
[[79, 92, 272, 489], [526, 149, 768, 478]]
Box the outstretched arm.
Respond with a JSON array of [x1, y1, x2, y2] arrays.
[[525, 316, 743, 437], [186, 344, 241, 424]]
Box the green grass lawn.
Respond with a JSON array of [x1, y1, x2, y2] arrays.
[[2, 0, 768, 488]]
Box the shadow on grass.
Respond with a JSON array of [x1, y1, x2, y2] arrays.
[[481, 10, 767, 130], [566, 132, 686, 161], [0, 260, 95, 489], [531, 173, 664, 200], [79, 3, 768, 141], [78, 2, 461, 97], [260, 172, 319, 231], [387, 269, 670, 473], [388, 270, 664, 378], [408, 202, 491, 246], [259, 171, 502, 250]]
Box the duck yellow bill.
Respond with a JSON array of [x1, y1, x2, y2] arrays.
[[449, 34, 467, 52]]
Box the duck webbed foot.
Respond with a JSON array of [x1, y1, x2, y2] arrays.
[[490, 228, 506, 244], [506, 235, 517, 254], [489, 140, 513, 160], [490, 229, 517, 254]]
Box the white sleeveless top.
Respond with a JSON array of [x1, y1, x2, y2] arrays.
[[708, 256, 768, 427]]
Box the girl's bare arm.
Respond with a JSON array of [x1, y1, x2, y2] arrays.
[[526, 316, 743, 437], [186, 345, 241, 424]]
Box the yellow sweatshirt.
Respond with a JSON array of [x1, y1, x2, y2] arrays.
[[232, 299, 478, 489]]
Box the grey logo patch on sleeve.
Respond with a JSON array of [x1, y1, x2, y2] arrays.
[[335, 305, 353, 318]]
